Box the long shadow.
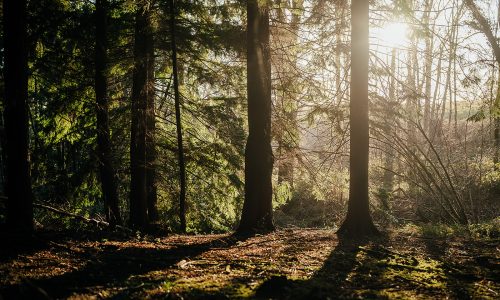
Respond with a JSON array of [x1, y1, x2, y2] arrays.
[[0, 231, 249, 299], [421, 236, 474, 299], [0, 230, 82, 263], [256, 235, 389, 299]]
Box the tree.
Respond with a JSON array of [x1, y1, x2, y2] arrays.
[[146, 0, 159, 223], [95, 0, 122, 226], [2, 0, 34, 232], [338, 0, 378, 237], [130, 0, 155, 228], [273, 0, 304, 187], [423, 0, 434, 133], [169, 0, 187, 232], [464, 0, 500, 167], [237, 0, 274, 233]]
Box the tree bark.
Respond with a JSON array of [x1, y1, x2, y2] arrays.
[[2, 0, 34, 233], [169, 0, 187, 233], [146, 7, 158, 223], [382, 48, 397, 194], [95, 0, 121, 226], [238, 0, 274, 234], [130, 0, 154, 228], [423, 0, 433, 133], [337, 0, 378, 237]]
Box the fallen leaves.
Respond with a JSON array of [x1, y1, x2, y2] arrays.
[[0, 228, 498, 299]]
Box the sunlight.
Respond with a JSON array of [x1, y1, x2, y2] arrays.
[[372, 21, 410, 49]]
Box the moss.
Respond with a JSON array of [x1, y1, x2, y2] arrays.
[[163, 275, 259, 298]]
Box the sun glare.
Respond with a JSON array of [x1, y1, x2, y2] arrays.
[[373, 21, 409, 48]]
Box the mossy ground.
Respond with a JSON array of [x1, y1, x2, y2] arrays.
[[0, 227, 498, 299]]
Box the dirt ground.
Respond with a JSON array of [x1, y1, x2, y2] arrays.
[[0, 227, 498, 299]]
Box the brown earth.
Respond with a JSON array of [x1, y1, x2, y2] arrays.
[[0, 227, 498, 299]]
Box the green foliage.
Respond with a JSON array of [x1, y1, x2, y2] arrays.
[[274, 181, 342, 228], [417, 219, 500, 239], [468, 217, 500, 238], [1, 0, 497, 233], [466, 109, 486, 122], [273, 182, 292, 208]]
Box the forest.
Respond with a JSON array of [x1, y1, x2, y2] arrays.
[[0, 0, 499, 298]]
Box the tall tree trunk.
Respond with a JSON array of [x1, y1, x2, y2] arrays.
[[145, 20, 158, 223], [438, 4, 458, 137], [95, 0, 121, 226], [169, 0, 187, 233], [443, 2, 462, 130], [423, 0, 433, 133], [338, 0, 378, 237], [0, 114, 5, 195], [274, 0, 303, 187], [2, 0, 34, 233], [430, 44, 443, 139], [130, 0, 154, 228], [407, 40, 418, 143], [495, 71, 500, 167], [335, 3, 345, 106], [382, 48, 397, 195], [238, 0, 274, 234]]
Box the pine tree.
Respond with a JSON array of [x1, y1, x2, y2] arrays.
[[238, 0, 274, 233], [2, 0, 34, 233], [338, 0, 378, 237]]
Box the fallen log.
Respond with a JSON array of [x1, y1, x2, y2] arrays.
[[34, 202, 132, 232]]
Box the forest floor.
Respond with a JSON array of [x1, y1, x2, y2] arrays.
[[0, 226, 498, 299]]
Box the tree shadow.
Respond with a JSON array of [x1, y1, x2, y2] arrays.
[[256, 234, 390, 299], [421, 236, 474, 299], [0, 230, 90, 263], [0, 231, 249, 299]]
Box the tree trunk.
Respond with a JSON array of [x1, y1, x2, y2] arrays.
[[130, 0, 154, 228], [423, 0, 433, 133], [493, 47, 499, 169], [274, 0, 303, 187], [145, 10, 158, 223], [430, 44, 443, 139], [2, 0, 34, 233], [169, 0, 187, 233], [95, 0, 121, 226], [0, 114, 6, 196], [338, 0, 378, 237], [382, 48, 397, 194], [238, 0, 274, 234], [335, 4, 345, 106]]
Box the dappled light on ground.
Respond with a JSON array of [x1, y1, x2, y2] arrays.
[[1, 228, 498, 299]]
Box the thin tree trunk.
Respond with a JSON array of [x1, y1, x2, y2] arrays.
[[2, 0, 34, 233], [423, 0, 433, 133], [169, 0, 187, 232], [274, 0, 303, 187], [238, 0, 274, 234], [0, 114, 5, 195], [450, 2, 462, 129], [130, 0, 154, 228], [338, 0, 378, 237], [145, 13, 158, 222], [382, 48, 397, 194], [495, 71, 500, 167], [335, 4, 345, 106], [95, 0, 121, 226], [453, 25, 459, 131], [407, 31, 418, 146]]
